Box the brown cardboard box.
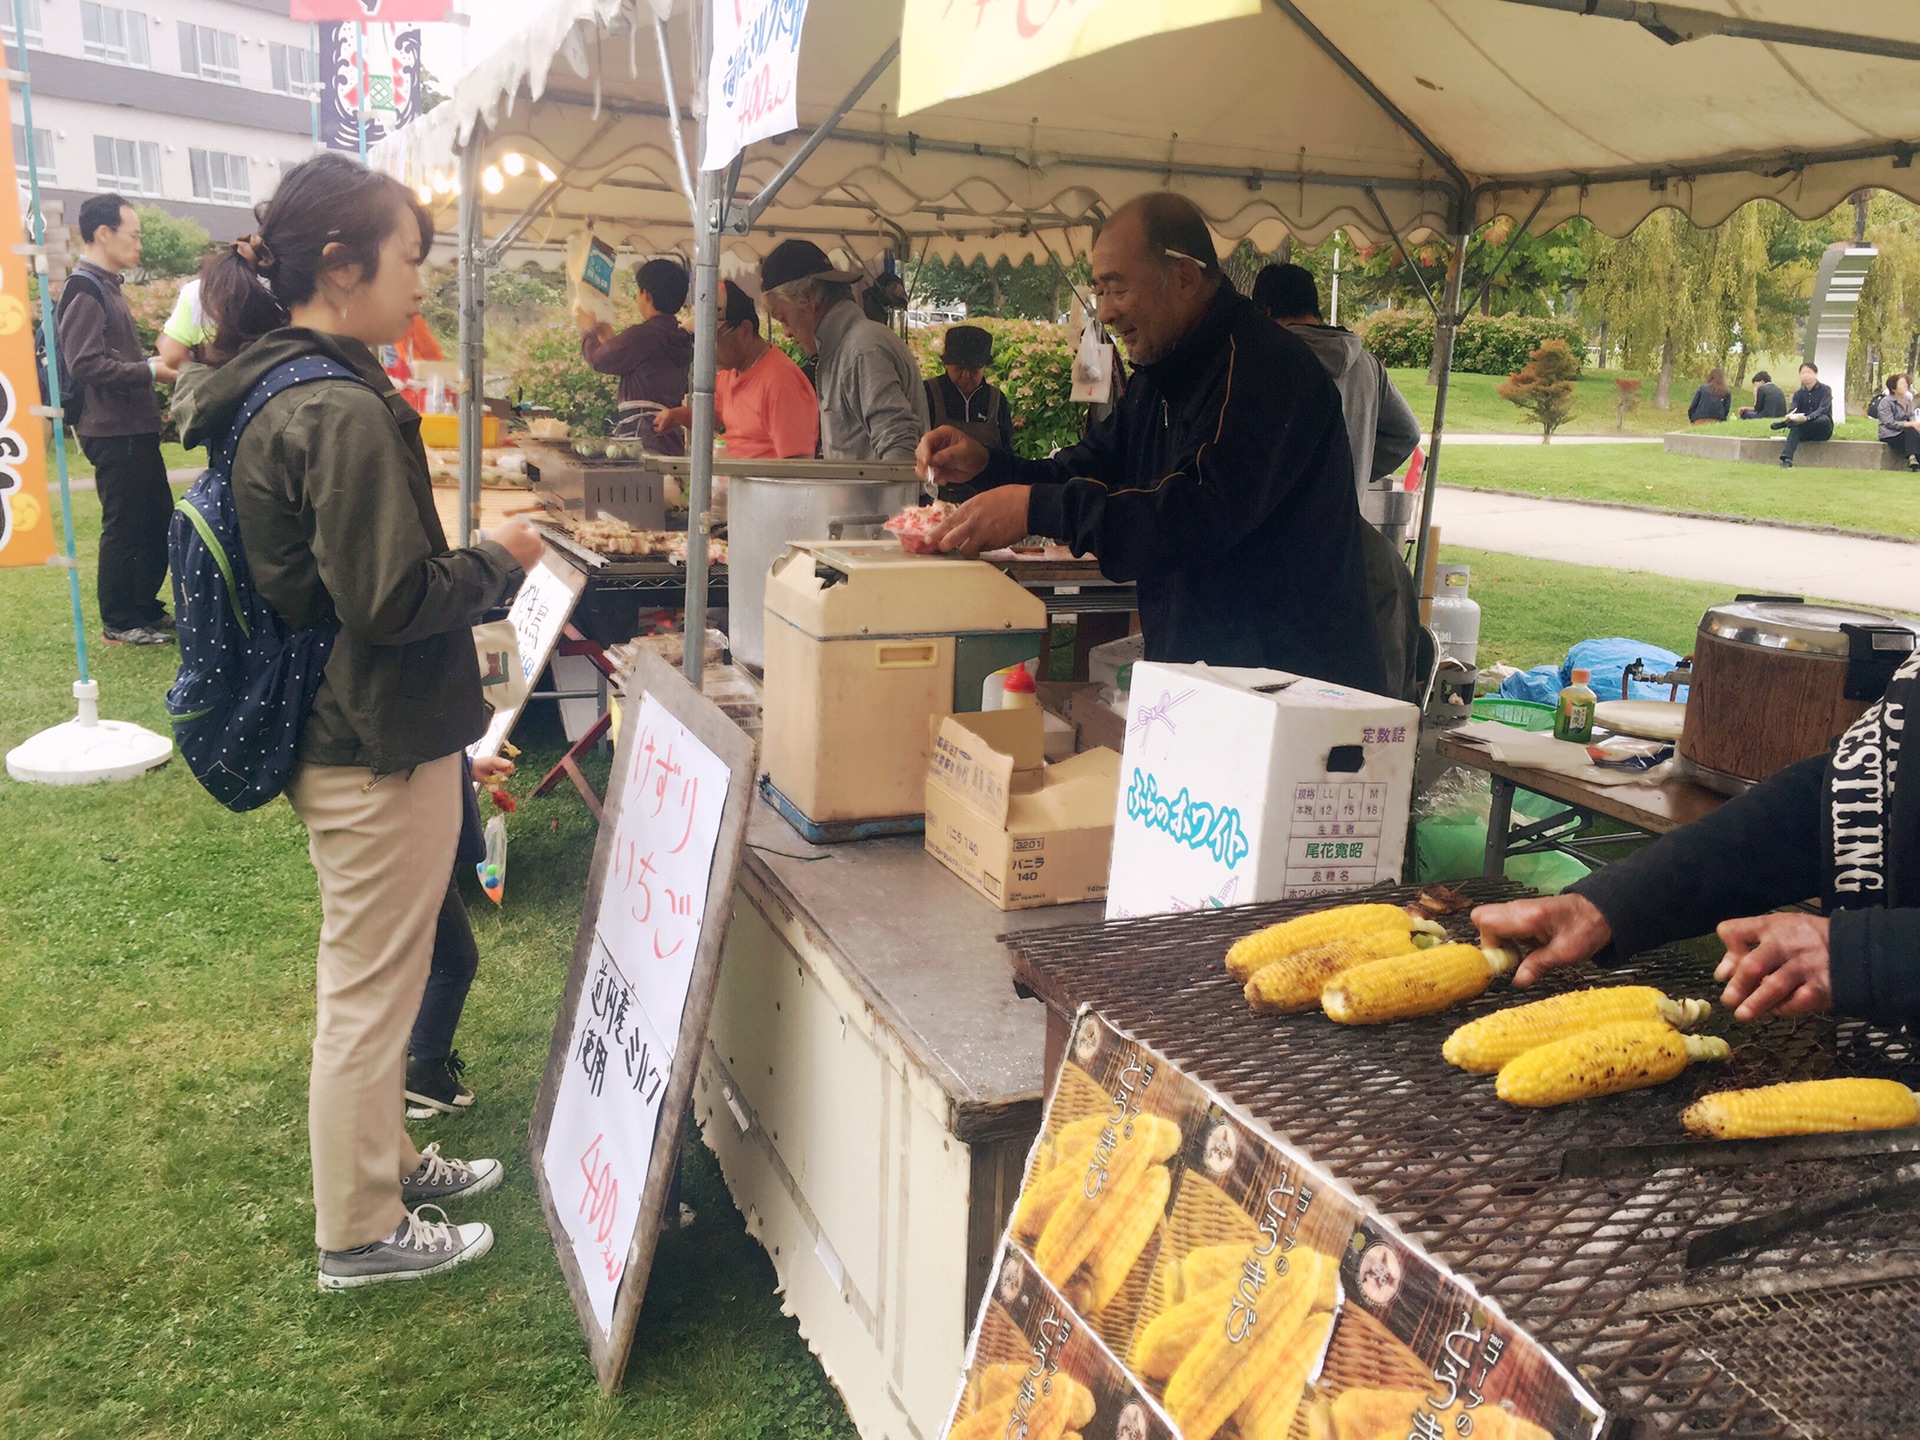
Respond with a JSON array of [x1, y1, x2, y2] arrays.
[[924, 710, 1120, 910], [1036, 680, 1129, 755]]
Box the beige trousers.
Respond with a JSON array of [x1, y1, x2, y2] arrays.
[[288, 753, 462, 1250]]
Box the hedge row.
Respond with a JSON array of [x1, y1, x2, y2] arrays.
[[1355, 309, 1588, 375]]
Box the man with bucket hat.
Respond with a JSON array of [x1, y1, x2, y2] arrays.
[[759, 239, 927, 462], [924, 323, 1015, 501]]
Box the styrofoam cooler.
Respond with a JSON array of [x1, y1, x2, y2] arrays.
[[1104, 662, 1419, 919]]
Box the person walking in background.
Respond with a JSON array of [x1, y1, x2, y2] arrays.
[[578, 257, 693, 452], [1870, 373, 1920, 472], [923, 324, 1014, 499], [1687, 367, 1732, 423], [652, 280, 818, 459], [173, 153, 543, 1288], [1775, 361, 1834, 467], [1739, 370, 1788, 419], [58, 194, 174, 646]]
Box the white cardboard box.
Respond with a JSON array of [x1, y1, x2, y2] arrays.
[[1104, 662, 1418, 920]]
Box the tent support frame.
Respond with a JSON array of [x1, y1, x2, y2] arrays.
[[457, 131, 486, 546], [652, 15, 697, 212], [1411, 222, 1472, 615], [1494, 0, 1920, 62], [1365, 185, 1443, 320], [726, 41, 901, 235], [1472, 192, 1549, 315]]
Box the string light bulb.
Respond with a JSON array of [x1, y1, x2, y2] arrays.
[[502, 152, 525, 177], [536, 161, 557, 183], [481, 165, 505, 194]]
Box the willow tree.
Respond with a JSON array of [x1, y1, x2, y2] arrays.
[[1582, 209, 1712, 409]]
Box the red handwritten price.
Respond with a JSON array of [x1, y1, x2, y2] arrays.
[[579, 1133, 625, 1285]]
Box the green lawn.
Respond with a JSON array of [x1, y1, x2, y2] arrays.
[[0, 491, 855, 1440], [47, 441, 206, 482], [1435, 442, 1920, 538], [1388, 366, 1880, 440]]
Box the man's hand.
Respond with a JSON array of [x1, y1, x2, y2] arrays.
[[1714, 913, 1832, 1020], [916, 425, 990, 490], [933, 485, 1032, 558], [654, 405, 692, 434], [571, 303, 601, 334], [486, 516, 545, 571], [1472, 893, 1612, 988], [1787, 411, 1806, 424]]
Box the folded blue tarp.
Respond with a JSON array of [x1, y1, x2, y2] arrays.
[[1498, 637, 1690, 705]]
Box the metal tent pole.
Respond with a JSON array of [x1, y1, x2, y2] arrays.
[[457, 134, 484, 544], [1410, 227, 1472, 600], [682, 1, 716, 690]]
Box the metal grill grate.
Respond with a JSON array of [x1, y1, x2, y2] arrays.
[[1003, 880, 1920, 1439]]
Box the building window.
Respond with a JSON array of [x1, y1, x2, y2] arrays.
[[178, 22, 239, 85], [80, 4, 149, 67], [189, 149, 248, 206], [94, 135, 159, 195], [269, 40, 320, 100], [2, 0, 44, 52], [13, 125, 52, 185]]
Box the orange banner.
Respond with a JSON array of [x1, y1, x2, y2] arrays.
[[0, 89, 53, 570]]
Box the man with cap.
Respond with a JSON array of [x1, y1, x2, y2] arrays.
[[655, 280, 819, 459], [759, 239, 927, 463], [918, 193, 1386, 693], [924, 324, 1015, 500]]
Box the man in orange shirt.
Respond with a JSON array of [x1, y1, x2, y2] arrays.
[[656, 280, 817, 458]]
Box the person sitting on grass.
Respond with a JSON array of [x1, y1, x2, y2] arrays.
[[1739, 370, 1788, 420], [1686, 367, 1732, 424], [1774, 361, 1833, 468], [1870, 373, 1920, 472]]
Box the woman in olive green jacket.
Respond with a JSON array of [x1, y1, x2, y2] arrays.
[[176, 154, 544, 1290]]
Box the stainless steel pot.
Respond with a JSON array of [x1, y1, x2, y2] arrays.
[[723, 462, 923, 668]]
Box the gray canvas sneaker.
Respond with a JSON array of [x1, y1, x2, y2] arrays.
[[400, 1142, 503, 1205], [317, 1205, 492, 1290]]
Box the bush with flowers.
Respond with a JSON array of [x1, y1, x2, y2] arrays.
[[504, 320, 620, 433], [911, 319, 1081, 459]]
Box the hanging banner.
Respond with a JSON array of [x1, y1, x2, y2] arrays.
[[319, 23, 421, 152], [898, 0, 1261, 117], [0, 108, 53, 571], [292, 0, 450, 21], [700, 0, 811, 172]]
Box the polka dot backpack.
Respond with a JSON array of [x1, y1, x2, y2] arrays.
[[165, 358, 367, 811]]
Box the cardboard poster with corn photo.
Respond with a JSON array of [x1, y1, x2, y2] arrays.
[[961, 1009, 1606, 1440]]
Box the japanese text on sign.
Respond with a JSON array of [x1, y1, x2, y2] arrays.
[[701, 0, 812, 170]]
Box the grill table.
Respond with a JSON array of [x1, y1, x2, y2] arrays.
[[1004, 880, 1920, 1440]]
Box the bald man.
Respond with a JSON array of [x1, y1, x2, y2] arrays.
[[920, 194, 1385, 693]]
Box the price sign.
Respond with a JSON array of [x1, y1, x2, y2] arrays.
[[530, 649, 756, 1392], [470, 550, 588, 762]]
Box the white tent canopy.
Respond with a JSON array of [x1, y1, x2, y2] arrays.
[[380, 0, 1920, 266]]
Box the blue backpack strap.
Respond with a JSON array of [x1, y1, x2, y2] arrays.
[[217, 357, 369, 473]]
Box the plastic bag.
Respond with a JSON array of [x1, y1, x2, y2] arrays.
[[477, 813, 506, 905], [1496, 637, 1690, 705]]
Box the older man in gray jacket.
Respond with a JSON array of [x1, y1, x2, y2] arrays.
[[760, 240, 927, 462]]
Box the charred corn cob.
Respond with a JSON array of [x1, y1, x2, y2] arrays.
[[1321, 944, 1519, 1025], [1226, 904, 1443, 983], [1071, 1163, 1171, 1311], [1131, 1278, 1236, 1380], [1034, 1115, 1181, 1282], [1234, 1308, 1335, 1440], [1246, 933, 1422, 1014], [1443, 986, 1713, 1073], [1164, 1247, 1329, 1440], [1681, 1078, 1920, 1139], [1496, 1020, 1729, 1108]]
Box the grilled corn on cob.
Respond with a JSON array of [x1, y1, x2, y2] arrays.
[[1321, 944, 1519, 1025], [1163, 1247, 1329, 1440], [1012, 1153, 1088, 1243], [1245, 933, 1426, 1014], [1681, 1077, 1920, 1139], [1225, 904, 1443, 983], [1443, 986, 1712, 1073], [1496, 1020, 1729, 1108], [1171, 1243, 1248, 1303], [1131, 1278, 1235, 1380], [1070, 1163, 1172, 1311], [1034, 1115, 1181, 1282], [1039, 1112, 1107, 1168], [1234, 1308, 1335, 1440]]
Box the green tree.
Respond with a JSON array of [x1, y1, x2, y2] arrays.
[[1583, 209, 1712, 408], [1497, 338, 1581, 441], [134, 205, 210, 280]]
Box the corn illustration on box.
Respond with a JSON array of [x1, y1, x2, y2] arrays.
[[958, 1009, 1607, 1440]]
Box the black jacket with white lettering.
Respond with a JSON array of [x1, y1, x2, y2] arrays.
[[981, 286, 1387, 693], [1569, 754, 1920, 1026]]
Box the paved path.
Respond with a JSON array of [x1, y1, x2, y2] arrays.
[[1424, 433, 1664, 446], [1432, 488, 1920, 614]]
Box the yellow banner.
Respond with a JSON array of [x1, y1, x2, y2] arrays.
[[0, 84, 52, 570], [898, 0, 1261, 117]]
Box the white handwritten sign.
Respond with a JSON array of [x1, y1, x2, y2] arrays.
[[700, 0, 811, 171], [540, 691, 732, 1333], [471, 550, 587, 762]]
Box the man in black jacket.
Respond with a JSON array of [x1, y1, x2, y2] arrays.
[[1475, 650, 1920, 1029], [1738, 370, 1788, 420], [1775, 360, 1834, 467], [919, 194, 1386, 694]]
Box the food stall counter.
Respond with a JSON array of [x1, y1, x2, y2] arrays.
[[694, 797, 1096, 1440]]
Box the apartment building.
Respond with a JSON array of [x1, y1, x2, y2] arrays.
[[6, 0, 321, 241]]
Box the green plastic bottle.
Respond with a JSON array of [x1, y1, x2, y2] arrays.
[[1554, 667, 1597, 743]]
